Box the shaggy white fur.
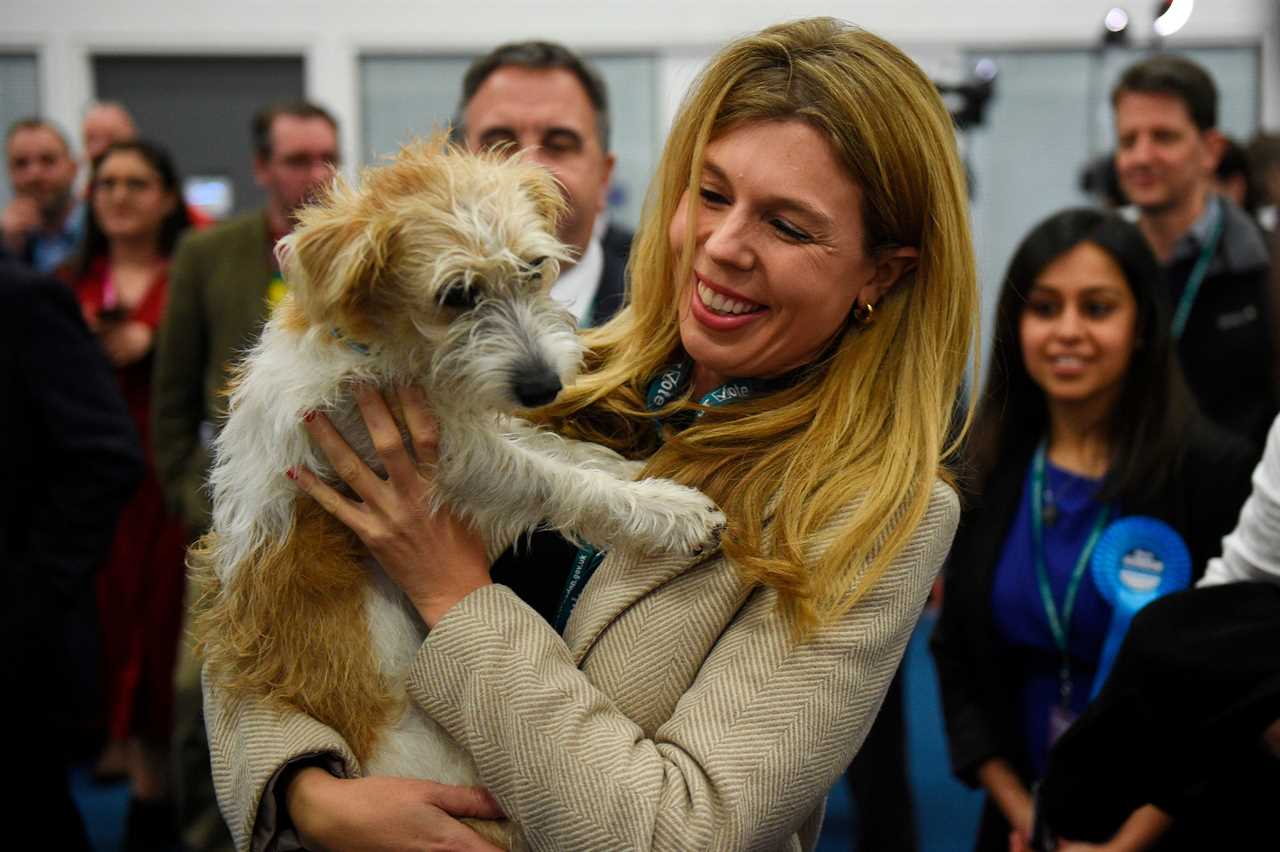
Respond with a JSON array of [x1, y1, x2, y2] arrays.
[[199, 139, 724, 847]]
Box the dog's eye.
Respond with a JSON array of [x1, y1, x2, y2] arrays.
[[439, 280, 477, 309], [528, 256, 550, 280]]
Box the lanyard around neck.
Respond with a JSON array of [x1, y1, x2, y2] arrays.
[[1170, 201, 1224, 341], [646, 358, 762, 416], [1030, 442, 1111, 689], [552, 360, 766, 635]]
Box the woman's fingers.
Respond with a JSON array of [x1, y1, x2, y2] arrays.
[[302, 410, 386, 504], [355, 386, 419, 490], [397, 383, 440, 464], [289, 464, 368, 534], [424, 782, 505, 820]]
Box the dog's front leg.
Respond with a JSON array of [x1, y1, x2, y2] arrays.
[[441, 426, 724, 557]]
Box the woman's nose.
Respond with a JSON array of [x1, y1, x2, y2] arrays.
[[1053, 307, 1085, 339], [703, 212, 754, 270]]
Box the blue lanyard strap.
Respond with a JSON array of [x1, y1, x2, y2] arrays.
[[1170, 201, 1224, 341], [553, 360, 770, 634], [1030, 442, 1111, 703], [644, 359, 762, 435]]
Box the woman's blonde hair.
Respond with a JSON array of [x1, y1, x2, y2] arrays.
[[540, 18, 978, 633]]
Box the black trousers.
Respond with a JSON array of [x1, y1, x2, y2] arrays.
[[1038, 583, 1280, 848]]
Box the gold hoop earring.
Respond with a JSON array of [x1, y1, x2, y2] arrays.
[[853, 301, 875, 326]]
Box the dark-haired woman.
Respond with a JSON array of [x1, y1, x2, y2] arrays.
[[63, 139, 194, 847], [930, 208, 1255, 851]]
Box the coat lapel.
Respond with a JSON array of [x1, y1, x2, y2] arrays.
[[564, 546, 713, 666]]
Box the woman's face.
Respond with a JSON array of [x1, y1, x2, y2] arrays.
[[668, 120, 884, 383], [1019, 241, 1139, 411], [92, 150, 175, 243]]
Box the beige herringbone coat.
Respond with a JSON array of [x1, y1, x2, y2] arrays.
[[205, 480, 958, 852]]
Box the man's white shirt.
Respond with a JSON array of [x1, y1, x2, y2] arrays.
[[550, 236, 603, 327]]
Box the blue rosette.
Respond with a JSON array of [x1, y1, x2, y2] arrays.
[[1088, 516, 1192, 699]]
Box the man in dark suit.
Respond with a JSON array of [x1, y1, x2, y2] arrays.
[[457, 42, 631, 327], [1, 261, 143, 850]]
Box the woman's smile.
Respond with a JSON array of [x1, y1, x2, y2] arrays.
[[689, 273, 769, 331]]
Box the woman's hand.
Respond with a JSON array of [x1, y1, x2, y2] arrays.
[[290, 385, 491, 627], [99, 319, 153, 367], [287, 767, 505, 852], [977, 758, 1033, 844], [1054, 804, 1171, 852]]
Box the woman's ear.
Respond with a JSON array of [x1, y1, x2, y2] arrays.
[[856, 245, 919, 310]]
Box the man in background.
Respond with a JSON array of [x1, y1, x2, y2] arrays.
[[2, 118, 80, 273], [82, 101, 138, 163], [152, 100, 339, 852], [1112, 55, 1276, 448], [458, 41, 631, 327]]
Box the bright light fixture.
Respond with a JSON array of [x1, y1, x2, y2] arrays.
[[1105, 8, 1130, 33], [1154, 0, 1194, 37]]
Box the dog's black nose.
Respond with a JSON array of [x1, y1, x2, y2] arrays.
[[514, 368, 563, 408]]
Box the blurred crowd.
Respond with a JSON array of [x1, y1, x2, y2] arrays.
[[2, 38, 1278, 852]]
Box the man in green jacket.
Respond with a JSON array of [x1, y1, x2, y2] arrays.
[[152, 100, 339, 852], [153, 101, 339, 533]]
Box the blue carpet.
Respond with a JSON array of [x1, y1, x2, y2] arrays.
[[70, 765, 129, 852], [73, 609, 981, 852]]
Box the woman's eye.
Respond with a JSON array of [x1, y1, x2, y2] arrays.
[[770, 219, 812, 242], [1084, 301, 1115, 319], [1026, 300, 1057, 318], [699, 187, 729, 206]]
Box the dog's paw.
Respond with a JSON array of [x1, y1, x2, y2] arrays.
[[624, 478, 726, 556]]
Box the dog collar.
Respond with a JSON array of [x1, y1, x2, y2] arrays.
[[330, 326, 372, 356]]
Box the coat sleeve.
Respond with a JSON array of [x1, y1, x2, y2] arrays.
[[202, 666, 361, 852], [928, 507, 1006, 787], [405, 482, 959, 851], [152, 231, 213, 531]]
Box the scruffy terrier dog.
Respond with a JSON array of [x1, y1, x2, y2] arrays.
[[191, 137, 724, 849]]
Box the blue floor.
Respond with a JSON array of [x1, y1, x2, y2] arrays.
[[74, 609, 982, 852]]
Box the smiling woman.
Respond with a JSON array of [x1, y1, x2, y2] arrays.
[[670, 120, 917, 395], [204, 18, 978, 852], [60, 139, 194, 845], [931, 208, 1258, 851]]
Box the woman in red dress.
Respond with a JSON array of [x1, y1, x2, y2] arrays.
[[65, 139, 193, 846]]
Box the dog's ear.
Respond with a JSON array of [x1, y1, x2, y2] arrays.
[[523, 166, 570, 234], [279, 189, 385, 331]]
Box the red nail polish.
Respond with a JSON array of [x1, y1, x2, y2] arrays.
[[285, 467, 298, 481], [303, 410, 316, 422]]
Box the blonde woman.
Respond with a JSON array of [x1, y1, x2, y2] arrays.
[[205, 18, 977, 851]]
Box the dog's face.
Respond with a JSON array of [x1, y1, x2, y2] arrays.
[[278, 136, 582, 411]]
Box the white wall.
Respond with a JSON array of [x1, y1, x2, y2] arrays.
[[4, 0, 1276, 169]]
